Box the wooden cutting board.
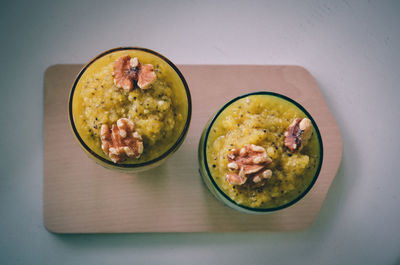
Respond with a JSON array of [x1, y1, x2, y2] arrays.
[[43, 64, 342, 233]]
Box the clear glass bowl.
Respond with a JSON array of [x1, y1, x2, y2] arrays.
[[198, 92, 323, 213], [69, 47, 191, 172]]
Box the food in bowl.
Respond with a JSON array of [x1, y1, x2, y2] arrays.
[[198, 92, 323, 213], [69, 47, 191, 170]]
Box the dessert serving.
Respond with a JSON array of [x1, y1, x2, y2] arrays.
[[198, 92, 323, 213], [69, 47, 191, 170]]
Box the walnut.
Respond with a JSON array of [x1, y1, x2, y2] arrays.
[[284, 118, 312, 152], [137, 63, 157, 89], [113, 56, 138, 91], [225, 144, 273, 185], [113, 56, 156, 92], [100, 118, 143, 163]]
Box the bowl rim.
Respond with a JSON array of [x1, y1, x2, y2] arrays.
[[202, 91, 323, 212], [68, 47, 192, 168]]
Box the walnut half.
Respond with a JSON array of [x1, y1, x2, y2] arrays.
[[284, 118, 312, 152], [113, 56, 157, 92], [100, 118, 143, 163], [225, 144, 273, 185]]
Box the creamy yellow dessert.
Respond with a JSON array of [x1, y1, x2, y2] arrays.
[[71, 49, 189, 164], [205, 94, 321, 209]]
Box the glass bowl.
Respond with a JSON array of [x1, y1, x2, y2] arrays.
[[69, 47, 191, 172], [198, 92, 323, 213]]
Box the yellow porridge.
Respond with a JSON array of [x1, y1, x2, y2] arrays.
[[204, 93, 322, 209], [70, 48, 190, 166]]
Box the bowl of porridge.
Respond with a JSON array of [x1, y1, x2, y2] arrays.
[[198, 92, 323, 213], [69, 47, 191, 172]]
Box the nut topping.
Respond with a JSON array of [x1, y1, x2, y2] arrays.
[[284, 118, 312, 152], [137, 64, 157, 89], [113, 56, 156, 92], [113, 56, 139, 91], [225, 144, 273, 185], [100, 118, 143, 163]]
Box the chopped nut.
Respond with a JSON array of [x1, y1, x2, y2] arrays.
[[284, 118, 312, 152], [225, 144, 273, 185], [100, 118, 143, 163], [113, 56, 156, 92]]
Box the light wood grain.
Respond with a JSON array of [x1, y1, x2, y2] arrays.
[[43, 64, 342, 233]]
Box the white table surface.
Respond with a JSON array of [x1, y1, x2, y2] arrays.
[[1, 1, 399, 264]]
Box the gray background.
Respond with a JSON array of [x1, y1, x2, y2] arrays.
[[1, 0, 399, 264]]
